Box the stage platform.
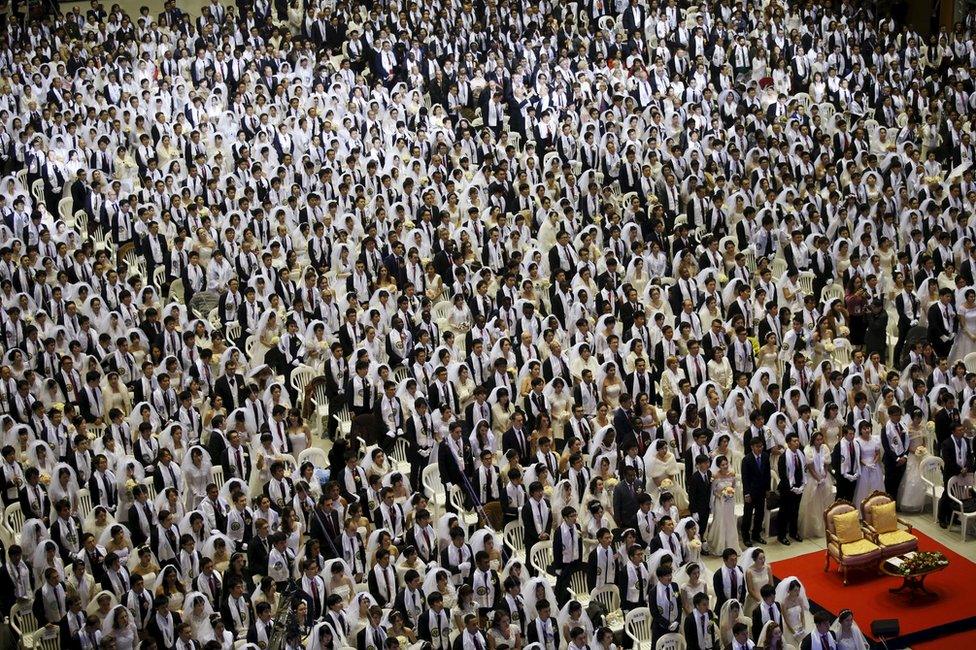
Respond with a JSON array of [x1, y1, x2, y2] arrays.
[[772, 531, 976, 648]]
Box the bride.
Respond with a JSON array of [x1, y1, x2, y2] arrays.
[[705, 455, 741, 554], [775, 578, 811, 647], [798, 431, 833, 539], [898, 407, 928, 512], [950, 288, 976, 362]]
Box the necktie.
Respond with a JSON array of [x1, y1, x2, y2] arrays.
[[729, 568, 737, 597]]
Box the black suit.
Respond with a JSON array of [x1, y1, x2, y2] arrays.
[[831, 439, 858, 502], [939, 435, 975, 525], [740, 451, 771, 542], [520, 498, 552, 551], [712, 564, 746, 611], [751, 601, 783, 642], [800, 631, 837, 650], [927, 301, 956, 359], [687, 469, 712, 539], [684, 610, 719, 650]]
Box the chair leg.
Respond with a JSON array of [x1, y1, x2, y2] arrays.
[[842, 565, 848, 586], [824, 554, 830, 572]]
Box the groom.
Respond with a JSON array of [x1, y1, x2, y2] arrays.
[[927, 287, 957, 359], [881, 406, 910, 500]]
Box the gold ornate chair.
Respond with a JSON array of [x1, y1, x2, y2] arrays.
[[860, 491, 918, 558], [824, 499, 883, 584]]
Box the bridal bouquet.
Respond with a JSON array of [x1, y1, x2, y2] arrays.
[[722, 485, 736, 499], [38, 472, 51, 486], [660, 478, 674, 489], [915, 446, 929, 457], [543, 485, 554, 497], [605, 477, 619, 488], [689, 539, 702, 550], [823, 341, 836, 353], [125, 478, 137, 494]]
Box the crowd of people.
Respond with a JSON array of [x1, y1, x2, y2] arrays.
[[0, 0, 973, 648]]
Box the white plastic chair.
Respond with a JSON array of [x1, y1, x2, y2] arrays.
[[9, 601, 39, 649], [655, 633, 687, 650], [529, 541, 555, 585], [568, 571, 591, 605], [298, 447, 328, 469], [76, 488, 93, 520], [947, 475, 976, 541], [503, 520, 526, 562], [4, 503, 24, 544], [210, 466, 225, 490], [920, 456, 944, 522], [421, 464, 447, 517], [624, 607, 654, 650], [592, 584, 624, 633]]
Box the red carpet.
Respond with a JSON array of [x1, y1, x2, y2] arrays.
[[772, 531, 976, 644], [912, 628, 976, 649]]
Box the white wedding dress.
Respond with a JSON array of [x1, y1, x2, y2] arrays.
[[706, 475, 742, 553], [854, 436, 885, 505], [950, 305, 976, 362], [898, 432, 928, 512]]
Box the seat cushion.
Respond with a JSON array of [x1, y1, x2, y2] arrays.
[[840, 538, 880, 556], [878, 530, 917, 547], [872, 501, 898, 534], [834, 509, 864, 544]]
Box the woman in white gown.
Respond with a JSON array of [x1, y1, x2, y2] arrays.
[[853, 421, 885, 506], [798, 431, 833, 538], [898, 407, 929, 512], [775, 578, 811, 647], [950, 288, 976, 362], [740, 547, 773, 616], [705, 455, 741, 554], [830, 609, 870, 650]]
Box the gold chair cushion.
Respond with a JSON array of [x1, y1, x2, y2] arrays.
[[872, 501, 898, 534], [834, 509, 864, 544], [878, 530, 917, 547], [840, 538, 880, 556]]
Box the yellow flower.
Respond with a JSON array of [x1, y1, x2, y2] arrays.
[[660, 478, 674, 489]]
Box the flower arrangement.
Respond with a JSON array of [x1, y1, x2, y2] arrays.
[[915, 446, 929, 457], [660, 478, 674, 489], [722, 485, 736, 499], [897, 552, 948, 576]]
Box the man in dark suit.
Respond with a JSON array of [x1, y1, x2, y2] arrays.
[[751, 585, 783, 642], [928, 287, 957, 359], [740, 437, 771, 545], [831, 425, 859, 502], [551, 506, 584, 602], [612, 393, 637, 449], [687, 454, 712, 542], [213, 361, 246, 412], [712, 548, 746, 611], [18, 467, 50, 522], [881, 406, 910, 499], [520, 481, 552, 551], [612, 464, 641, 529], [939, 423, 974, 527], [777, 433, 805, 545], [684, 592, 719, 650], [502, 412, 532, 466], [800, 612, 839, 650], [649, 567, 681, 643]]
